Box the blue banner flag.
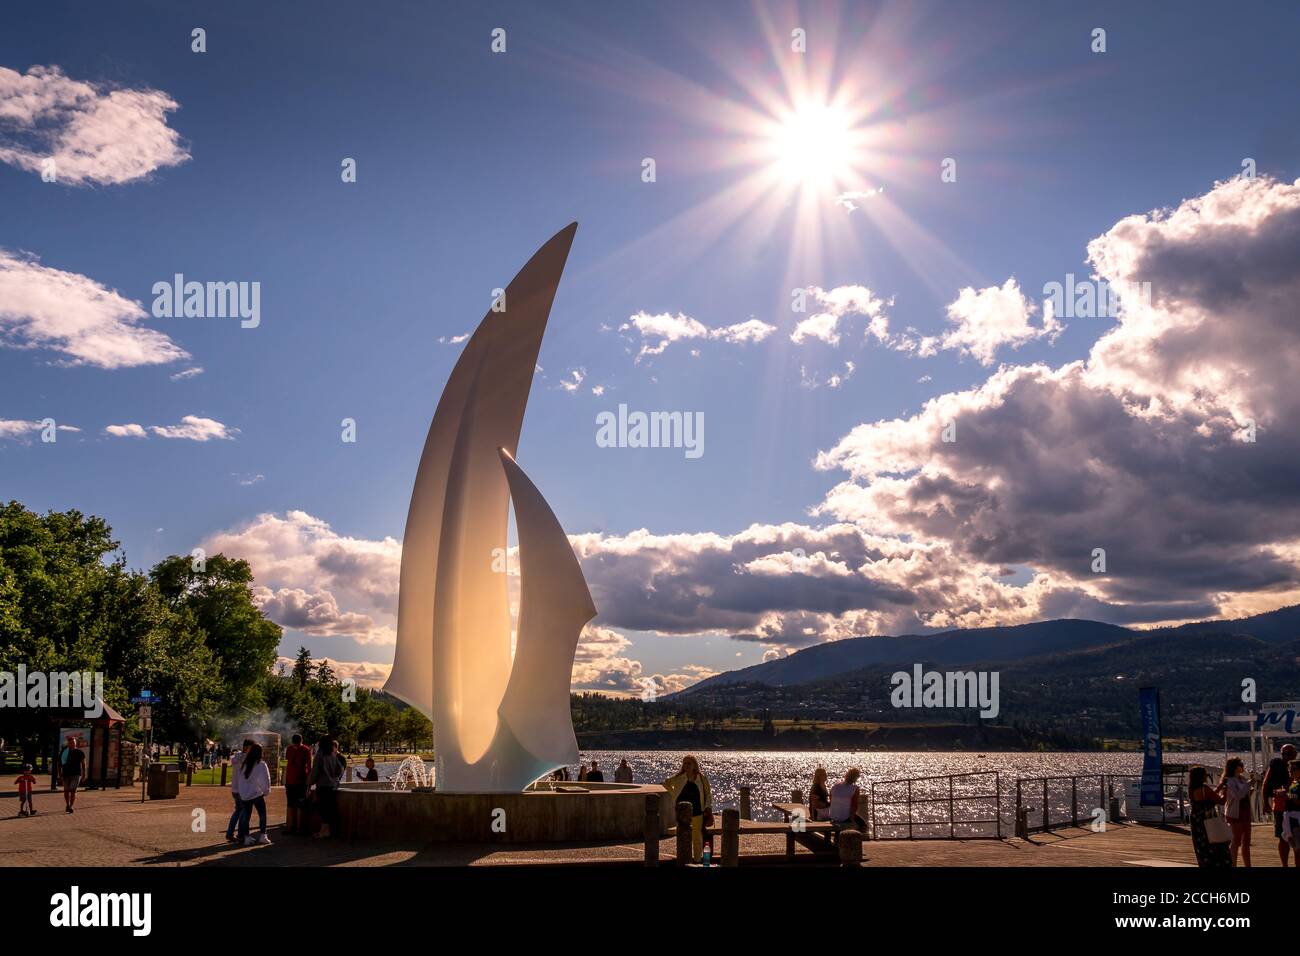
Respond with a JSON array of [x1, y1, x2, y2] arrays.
[[1139, 687, 1163, 807]]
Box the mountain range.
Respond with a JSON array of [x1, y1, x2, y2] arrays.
[[679, 604, 1300, 695]]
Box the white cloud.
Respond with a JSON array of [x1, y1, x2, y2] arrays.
[[620, 310, 776, 361], [800, 360, 856, 390], [170, 366, 203, 381], [0, 418, 78, 441], [104, 423, 147, 438], [275, 655, 391, 688], [573, 625, 717, 695], [105, 417, 234, 441], [933, 278, 1063, 365], [814, 176, 1300, 625], [835, 188, 882, 213], [204, 510, 402, 643], [0, 65, 189, 186], [150, 415, 236, 441], [791, 280, 1061, 365], [256, 586, 393, 645], [558, 367, 585, 392], [791, 285, 892, 347], [0, 249, 189, 369]]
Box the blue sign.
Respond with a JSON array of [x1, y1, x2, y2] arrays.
[[1255, 707, 1298, 733], [129, 690, 157, 704], [1139, 687, 1163, 807]]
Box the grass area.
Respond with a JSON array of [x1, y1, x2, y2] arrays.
[[155, 752, 435, 785]]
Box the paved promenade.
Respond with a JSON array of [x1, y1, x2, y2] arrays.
[[0, 785, 1284, 867]]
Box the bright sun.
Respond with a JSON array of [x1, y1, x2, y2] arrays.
[[769, 100, 857, 190]]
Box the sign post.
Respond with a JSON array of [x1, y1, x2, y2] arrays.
[[132, 692, 157, 803], [1139, 687, 1164, 808]]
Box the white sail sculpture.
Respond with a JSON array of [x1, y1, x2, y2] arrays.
[[383, 223, 597, 792]]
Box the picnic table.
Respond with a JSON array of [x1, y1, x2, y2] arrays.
[[772, 802, 845, 855], [656, 796, 864, 866]]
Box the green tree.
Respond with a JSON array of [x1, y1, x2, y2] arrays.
[[291, 646, 313, 688], [150, 554, 281, 717]]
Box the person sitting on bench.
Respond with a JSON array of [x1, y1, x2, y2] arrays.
[[829, 767, 866, 831]]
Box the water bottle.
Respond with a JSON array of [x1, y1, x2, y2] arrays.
[[702, 838, 712, 866]]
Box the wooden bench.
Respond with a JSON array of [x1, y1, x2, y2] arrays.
[[771, 802, 846, 854], [647, 790, 864, 867], [665, 814, 838, 860]]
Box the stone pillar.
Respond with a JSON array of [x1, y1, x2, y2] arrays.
[[675, 801, 693, 865], [643, 795, 660, 867], [721, 808, 740, 867], [839, 829, 864, 867]]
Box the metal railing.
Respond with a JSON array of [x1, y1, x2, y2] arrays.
[[869, 771, 1001, 840], [1013, 770, 1200, 832], [1014, 774, 1107, 833]]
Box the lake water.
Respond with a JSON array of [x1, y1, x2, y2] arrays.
[[365, 749, 1242, 834]]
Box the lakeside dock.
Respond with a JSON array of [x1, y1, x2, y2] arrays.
[[2, 786, 1283, 868]]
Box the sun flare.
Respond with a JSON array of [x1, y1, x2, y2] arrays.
[[768, 99, 857, 190]]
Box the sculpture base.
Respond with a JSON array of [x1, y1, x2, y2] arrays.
[[336, 781, 672, 843]]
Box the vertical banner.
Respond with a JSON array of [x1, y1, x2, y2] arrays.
[[1139, 687, 1163, 807]]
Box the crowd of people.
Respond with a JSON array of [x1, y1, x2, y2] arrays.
[[1188, 743, 1300, 868], [16, 737, 1300, 868], [550, 755, 867, 863], [224, 733, 349, 845]]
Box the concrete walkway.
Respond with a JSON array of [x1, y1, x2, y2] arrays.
[[1, 785, 1286, 867]]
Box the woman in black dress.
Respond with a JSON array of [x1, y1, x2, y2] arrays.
[[1188, 765, 1232, 869]]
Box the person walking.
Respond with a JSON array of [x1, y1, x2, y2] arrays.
[[614, 759, 633, 784], [225, 739, 253, 842], [662, 755, 713, 863], [236, 743, 271, 845], [60, 738, 85, 814], [1188, 765, 1232, 868], [307, 737, 346, 839]]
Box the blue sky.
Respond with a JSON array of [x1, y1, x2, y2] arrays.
[[4, 1, 1300, 694]]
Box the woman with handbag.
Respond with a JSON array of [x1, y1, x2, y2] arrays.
[[662, 755, 713, 863], [1220, 758, 1254, 867], [1261, 757, 1292, 867], [1188, 765, 1232, 868]]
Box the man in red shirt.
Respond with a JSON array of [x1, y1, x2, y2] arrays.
[[283, 734, 312, 835], [16, 763, 37, 817]]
